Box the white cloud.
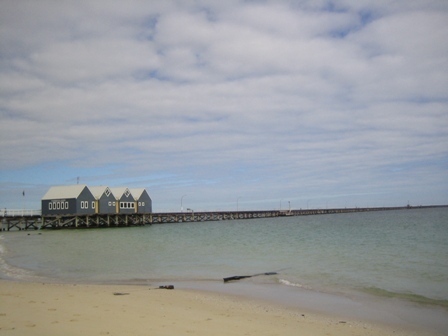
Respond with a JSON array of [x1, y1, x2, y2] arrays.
[[1, 0, 447, 210]]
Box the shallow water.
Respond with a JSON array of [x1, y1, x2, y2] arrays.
[[1, 208, 448, 333]]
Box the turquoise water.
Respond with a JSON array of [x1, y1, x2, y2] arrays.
[[1, 208, 448, 309]]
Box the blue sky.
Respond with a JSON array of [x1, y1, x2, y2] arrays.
[[1, 0, 447, 212]]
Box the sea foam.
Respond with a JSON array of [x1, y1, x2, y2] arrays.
[[279, 279, 307, 288]]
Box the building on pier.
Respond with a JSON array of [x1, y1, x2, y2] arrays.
[[129, 188, 152, 213], [41, 185, 96, 216], [110, 187, 135, 214], [41, 185, 152, 216], [89, 186, 116, 214]]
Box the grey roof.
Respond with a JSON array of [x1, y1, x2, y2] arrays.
[[89, 186, 111, 199], [129, 188, 145, 199], [42, 185, 88, 200], [109, 187, 131, 200], [43, 185, 149, 201]]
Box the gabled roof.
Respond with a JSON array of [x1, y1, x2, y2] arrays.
[[129, 188, 145, 200], [109, 187, 131, 199], [42, 185, 88, 200], [89, 186, 112, 199]]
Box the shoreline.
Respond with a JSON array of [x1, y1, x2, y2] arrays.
[[170, 279, 448, 335], [0, 278, 445, 336]]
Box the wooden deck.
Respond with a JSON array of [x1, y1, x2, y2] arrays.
[[1, 205, 446, 231]]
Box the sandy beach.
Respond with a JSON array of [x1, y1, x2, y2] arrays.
[[0, 279, 440, 336]]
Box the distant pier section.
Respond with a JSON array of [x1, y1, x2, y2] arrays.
[[1, 205, 447, 231]]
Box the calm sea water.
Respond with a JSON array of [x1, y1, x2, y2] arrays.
[[1, 208, 448, 311]]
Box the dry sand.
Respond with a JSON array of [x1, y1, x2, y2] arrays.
[[0, 279, 440, 336]]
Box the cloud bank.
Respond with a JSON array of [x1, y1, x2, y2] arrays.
[[1, 0, 447, 211]]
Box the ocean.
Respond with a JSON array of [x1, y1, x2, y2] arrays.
[[1, 207, 448, 333]]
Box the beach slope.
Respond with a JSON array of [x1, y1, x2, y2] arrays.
[[0, 280, 437, 336]]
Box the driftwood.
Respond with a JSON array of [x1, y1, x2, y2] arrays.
[[158, 285, 174, 289], [223, 272, 278, 283]]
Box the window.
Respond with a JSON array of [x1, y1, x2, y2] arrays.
[[65, 202, 69, 209], [120, 202, 135, 209], [57, 202, 60, 210], [142, 202, 145, 206], [125, 189, 130, 197], [108, 201, 111, 206], [105, 188, 111, 197], [49, 202, 53, 210], [92, 201, 95, 209], [138, 202, 141, 206]]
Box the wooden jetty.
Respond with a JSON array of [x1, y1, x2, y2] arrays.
[[0, 213, 152, 231], [1, 205, 446, 231]]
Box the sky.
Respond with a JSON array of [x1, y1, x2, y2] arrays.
[[1, 0, 447, 212]]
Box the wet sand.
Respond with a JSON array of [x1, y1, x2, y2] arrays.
[[0, 279, 441, 336]]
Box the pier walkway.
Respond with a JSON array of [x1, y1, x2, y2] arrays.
[[1, 205, 446, 231]]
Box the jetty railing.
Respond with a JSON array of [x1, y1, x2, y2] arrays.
[[1, 209, 41, 217]]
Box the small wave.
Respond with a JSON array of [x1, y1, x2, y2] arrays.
[[362, 287, 448, 309], [279, 279, 306, 288], [0, 239, 43, 282]]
